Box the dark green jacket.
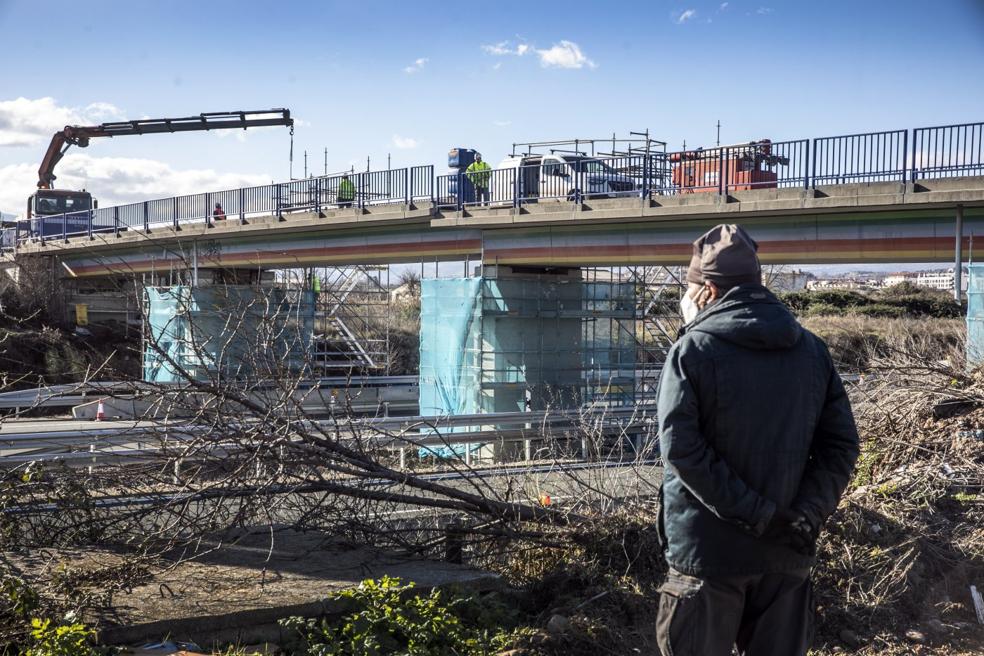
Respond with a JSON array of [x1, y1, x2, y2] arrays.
[[656, 284, 859, 577]]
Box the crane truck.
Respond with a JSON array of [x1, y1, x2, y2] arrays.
[[27, 108, 294, 221]]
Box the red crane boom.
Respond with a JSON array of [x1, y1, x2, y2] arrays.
[[29, 109, 293, 217]]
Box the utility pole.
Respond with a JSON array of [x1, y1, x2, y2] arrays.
[[716, 120, 721, 147], [303, 150, 308, 178], [324, 148, 328, 176]]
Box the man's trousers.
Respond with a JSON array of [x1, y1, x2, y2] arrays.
[[655, 567, 814, 656]]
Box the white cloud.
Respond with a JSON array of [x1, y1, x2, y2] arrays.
[[482, 41, 530, 57], [391, 134, 419, 150], [0, 97, 124, 147], [82, 102, 124, 122], [0, 154, 269, 218], [756, 6, 772, 14], [212, 122, 298, 142], [0, 163, 33, 215], [403, 57, 428, 74], [719, 2, 729, 9], [676, 9, 697, 23], [482, 39, 594, 69], [535, 41, 596, 69], [493, 120, 512, 127]]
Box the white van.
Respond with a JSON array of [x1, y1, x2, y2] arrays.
[[492, 153, 640, 203]]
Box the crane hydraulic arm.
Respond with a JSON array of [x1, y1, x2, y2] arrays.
[[36, 108, 294, 190]]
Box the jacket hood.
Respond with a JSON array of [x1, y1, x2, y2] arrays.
[[684, 284, 801, 350]]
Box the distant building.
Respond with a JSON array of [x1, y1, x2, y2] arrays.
[[766, 269, 815, 292], [806, 278, 872, 291], [913, 268, 967, 292], [882, 273, 911, 287], [879, 268, 966, 292]]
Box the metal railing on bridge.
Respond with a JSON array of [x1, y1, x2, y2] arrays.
[[9, 165, 434, 247], [812, 130, 908, 185], [912, 122, 984, 180], [4, 120, 983, 252], [433, 121, 982, 209], [437, 154, 664, 210]]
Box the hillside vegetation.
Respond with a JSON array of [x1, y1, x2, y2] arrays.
[[781, 282, 963, 319], [0, 275, 139, 388]]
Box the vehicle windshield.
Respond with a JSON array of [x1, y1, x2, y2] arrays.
[[34, 193, 92, 215], [566, 158, 617, 175]]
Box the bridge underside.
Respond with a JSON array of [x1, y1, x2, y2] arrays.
[[13, 177, 984, 276], [50, 207, 984, 277]]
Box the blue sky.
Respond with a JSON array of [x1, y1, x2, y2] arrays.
[[1, 0, 983, 217]]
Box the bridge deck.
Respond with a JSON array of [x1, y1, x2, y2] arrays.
[[7, 177, 984, 273]]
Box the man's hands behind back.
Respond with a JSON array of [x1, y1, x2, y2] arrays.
[[765, 508, 816, 555]]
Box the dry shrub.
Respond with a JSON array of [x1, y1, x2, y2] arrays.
[[0, 258, 65, 328], [801, 315, 964, 371], [483, 318, 984, 654], [472, 507, 665, 656], [812, 340, 984, 653]]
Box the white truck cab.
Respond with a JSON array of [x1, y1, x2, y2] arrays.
[[494, 153, 639, 203]]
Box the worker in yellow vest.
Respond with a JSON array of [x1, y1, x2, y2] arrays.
[[466, 154, 492, 206], [337, 173, 356, 208]]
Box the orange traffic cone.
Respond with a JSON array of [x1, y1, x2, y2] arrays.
[[95, 399, 106, 421]]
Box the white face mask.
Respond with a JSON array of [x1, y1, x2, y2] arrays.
[[680, 292, 699, 324]]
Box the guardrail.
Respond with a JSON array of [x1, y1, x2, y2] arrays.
[[912, 122, 984, 180], [813, 129, 908, 184], [726, 139, 810, 191], [437, 154, 664, 210], [0, 405, 652, 470], [434, 122, 979, 209], [0, 376, 420, 412], [13, 165, 435, 247], [5, 120, 983, 251]]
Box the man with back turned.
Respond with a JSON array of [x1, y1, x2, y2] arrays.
[[655, 223, 860, 656]]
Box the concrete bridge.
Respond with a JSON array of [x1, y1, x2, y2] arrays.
[[4, 121, 983, 278], [3, 121, 983, 429], [9, 175, 984, 278]]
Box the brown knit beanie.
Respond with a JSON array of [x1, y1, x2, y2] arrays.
[[686, 224, 762, 288]]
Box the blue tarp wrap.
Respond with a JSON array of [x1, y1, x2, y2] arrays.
[[967, 265, 984, 365], [419, 278, 483, 417], [418, 276, 637, 458], [143, 285, 314, 383]]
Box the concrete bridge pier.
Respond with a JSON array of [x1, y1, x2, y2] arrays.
[[417, 264, 639, 462]]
